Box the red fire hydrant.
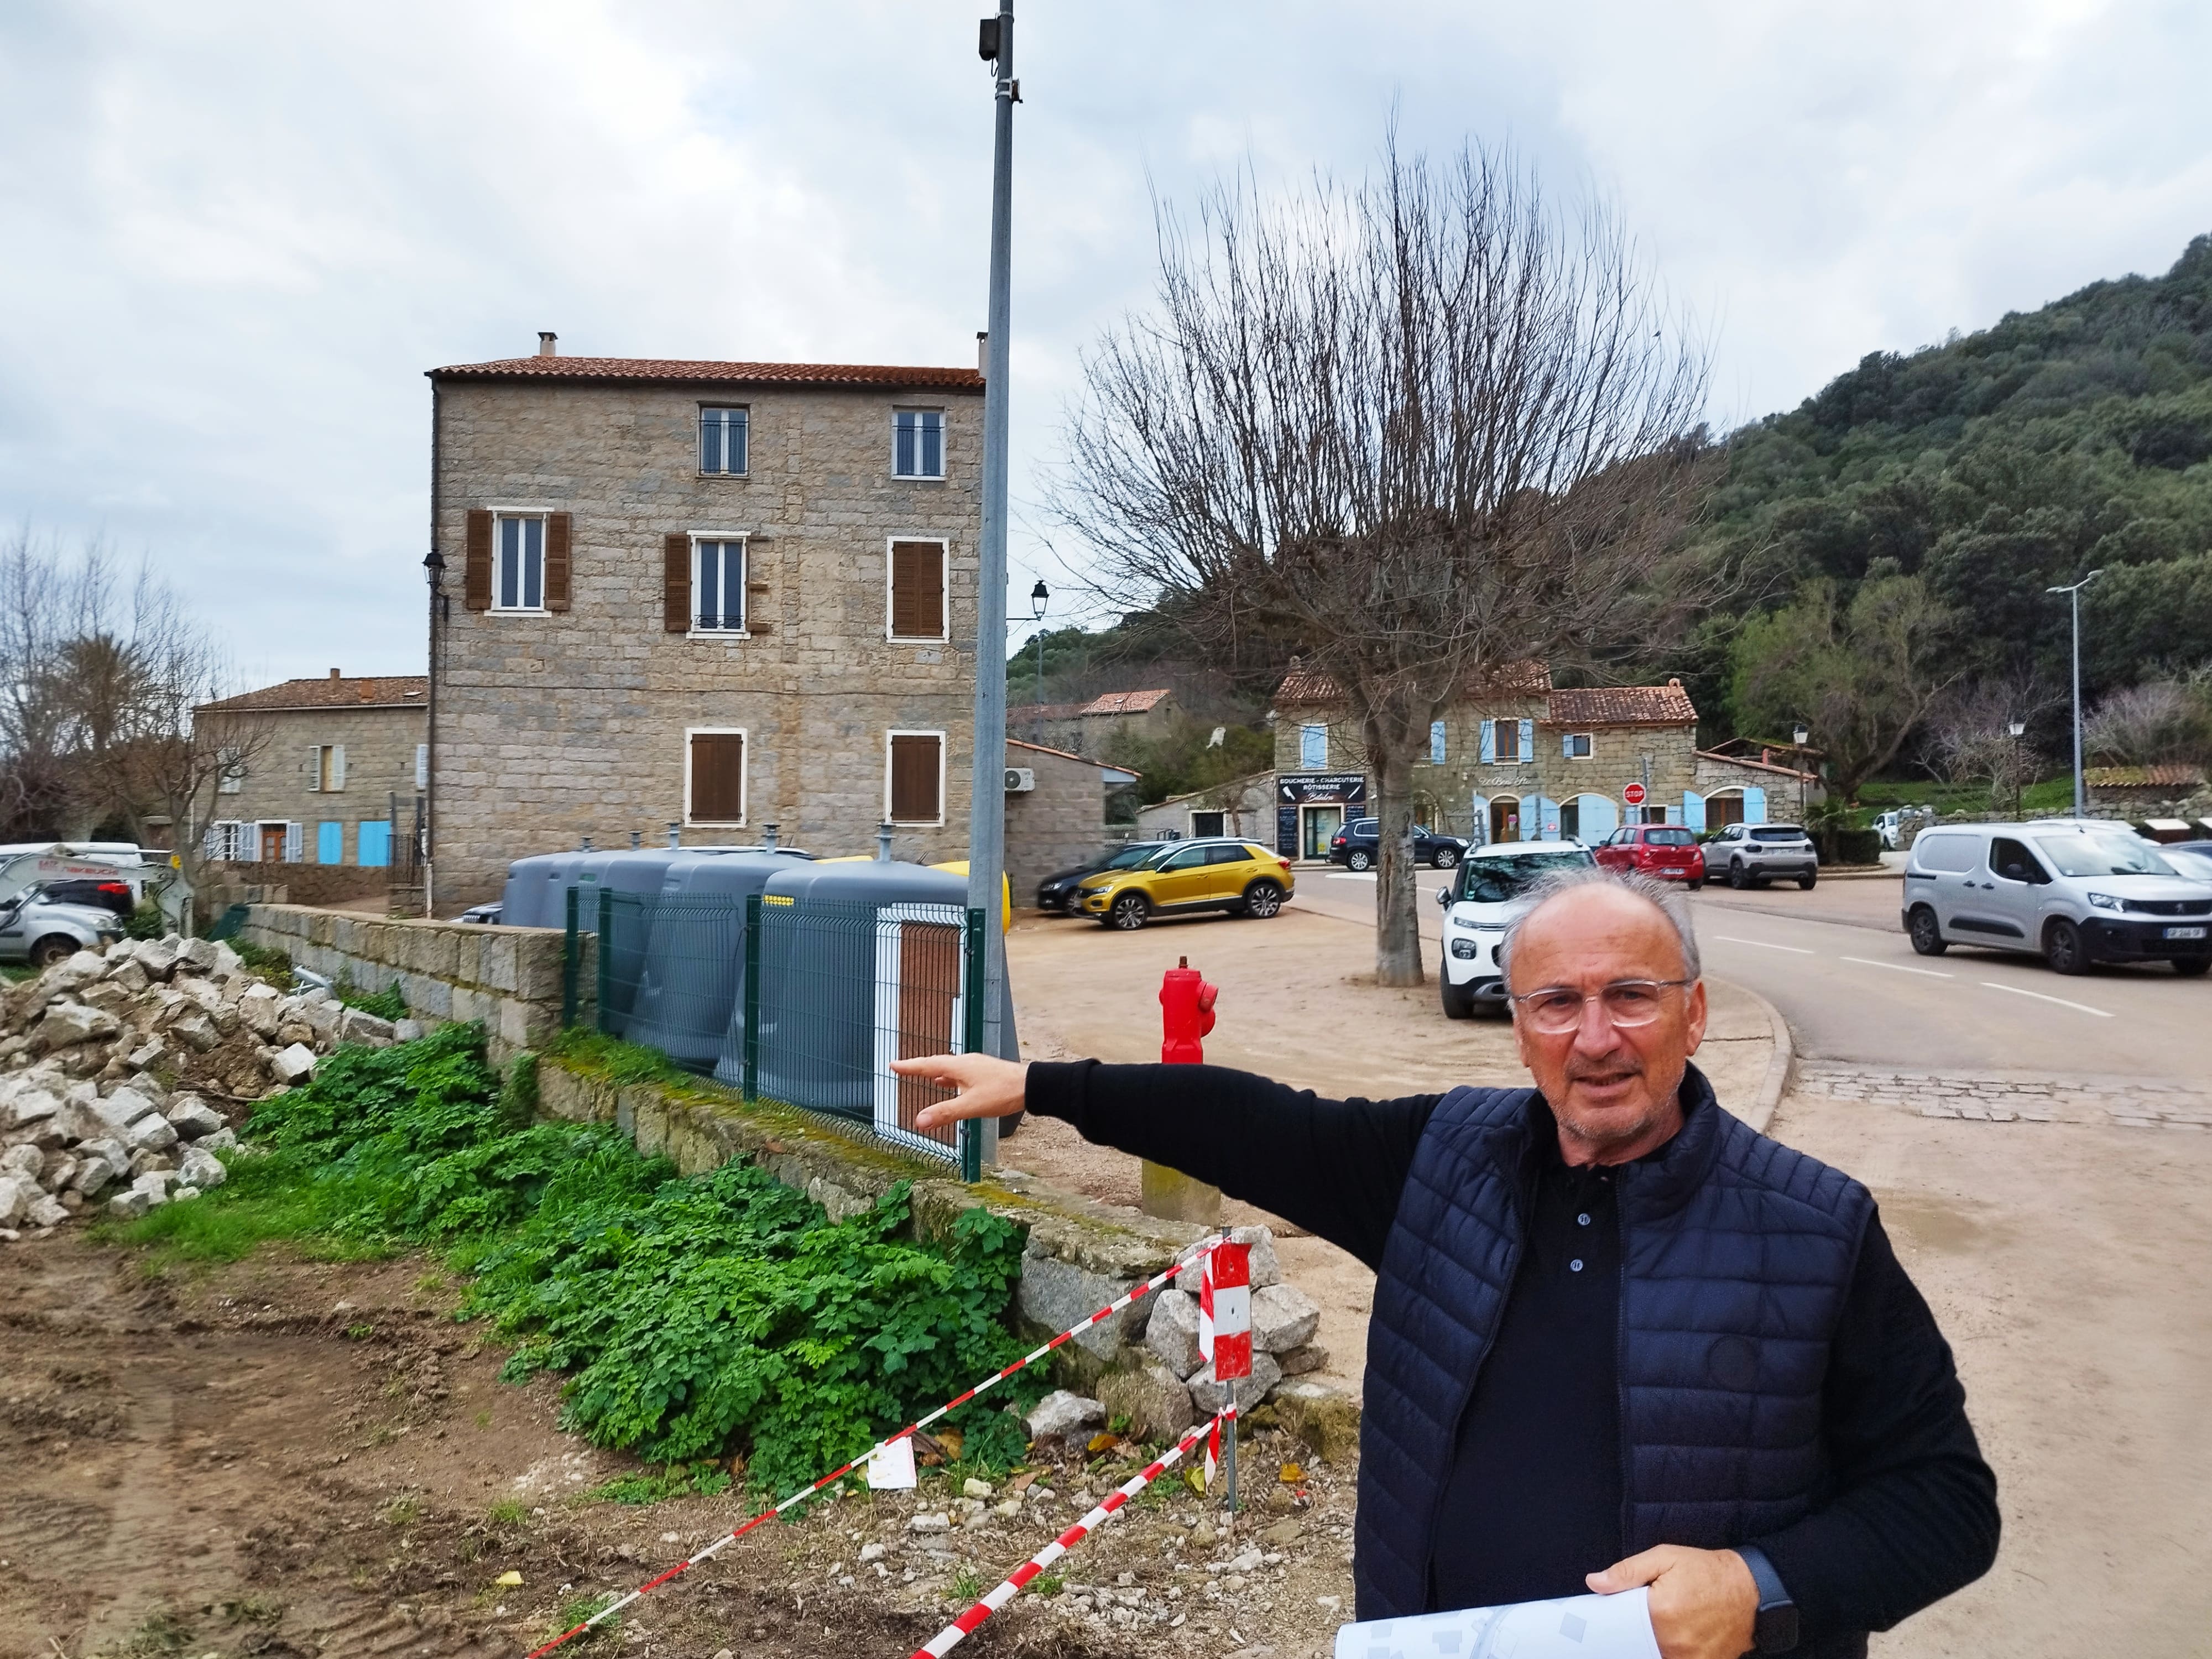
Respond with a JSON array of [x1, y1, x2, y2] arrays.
[[1160, 956, 1218, 1064]]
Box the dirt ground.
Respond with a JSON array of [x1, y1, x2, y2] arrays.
[[1, 1235, 1359, 1659]]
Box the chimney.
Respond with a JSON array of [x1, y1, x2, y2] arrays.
[[976, 331, 988, 376], [538, 331, 559, 357], [328, 667, 341, 680]]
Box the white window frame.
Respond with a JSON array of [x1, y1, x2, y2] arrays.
[[884, 536, 950, 643], [885, 728, 948, 827], [892, 407, 947, 480], [489, 508, 551, 616], [217, 747, 245, 794], [1564, 732, 1594, 759], [698, 404, 750, 477], [305, 744, 346, 794], [683, 726, 749, 827], [689, 533, 751, 638]]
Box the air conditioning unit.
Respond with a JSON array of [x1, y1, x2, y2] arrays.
[[1004, 767, 1036, 793]]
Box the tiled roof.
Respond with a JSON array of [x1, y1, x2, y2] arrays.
[[1695, 749, 1814, 781], [1273, 660, 1552, 707], [1010, 690, 1174, 722], [2085, 764, 2205, 788], [1009, 738, 1141, 776], [426, 356, 983, 392], [198, 675, 429, 714], [1547, 682, 1698, 727]]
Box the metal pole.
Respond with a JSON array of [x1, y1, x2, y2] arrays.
[[1220, 1218, 1238, 1514], [966, 0, 1015, 1081], [2069, 588, 2084, 816]]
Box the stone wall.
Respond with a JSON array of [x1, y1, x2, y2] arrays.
[[1004, 742, 1113, 904], [206, 702, 425, 866], [1134, 772, 1277, 842], [205, 863, 389, 910], [236, 904, 580, 1061], [430, 378, 985, 907]]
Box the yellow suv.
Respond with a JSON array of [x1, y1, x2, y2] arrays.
[[1075, 839, 1295, 930]]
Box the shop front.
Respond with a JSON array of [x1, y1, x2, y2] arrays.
[[1276, 773, 1369, 859]]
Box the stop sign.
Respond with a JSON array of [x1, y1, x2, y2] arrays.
[[1623, 783, 1647, 806]]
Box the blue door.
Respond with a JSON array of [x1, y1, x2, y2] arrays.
[[316, 820, 343, 865], [358, 821, 392, 868], [1743, 786, 1767, 825]]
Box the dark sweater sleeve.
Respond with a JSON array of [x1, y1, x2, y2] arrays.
[[1752, 1210, 2001, 1638], [1024, 1059, 1438, 1270]]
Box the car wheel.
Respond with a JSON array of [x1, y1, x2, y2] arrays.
[[1440, 974, 1477, 1020], [1907, 907, 1947, 956], [1348, 850, 1373, 873], [1108, 893, 1150, 931], [1431, 847, 1459, 869], [2172, 957, 2210, 977], [1726, 859, 1747, 890], [1243, 880, 1285, 919], [29, 935, 77, 969], [2044, 917, 2090, 975], [1798, 873, 1817, 890], [1687, 878, 1704, 891]]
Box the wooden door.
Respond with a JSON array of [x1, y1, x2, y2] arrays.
[[259, 824, 285, 863], [894, 921, 962, 1149]]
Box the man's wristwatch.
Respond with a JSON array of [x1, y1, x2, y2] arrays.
[[1733, 1545, 1799, 1653]]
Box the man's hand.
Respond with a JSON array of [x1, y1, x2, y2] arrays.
[[891, 1053, 1031, 1130], [1587, 1545, 1759, 1659]]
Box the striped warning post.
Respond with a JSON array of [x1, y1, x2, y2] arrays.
[[907, 1410, 1226, 1659], [524, 1236, 1223, 1657]]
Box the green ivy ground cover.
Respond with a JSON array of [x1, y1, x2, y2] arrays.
[[118, 1024, 1037, 1499]]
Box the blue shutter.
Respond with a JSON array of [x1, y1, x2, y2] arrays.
[[316, 821, 343, 865], [1683, 790, 1705, 831], [1430, 721, 1447, 765], [1563, 733, 1575, 758], [1539, 796, 1562, 840], [1518, 718, 1534, 761], [1301, 725, 1328, 769], [1479, 721, 1496, 763], [1578, 794, 1619, 841], [1743, 786, 1767, 824], [357, 822, 390, 867]]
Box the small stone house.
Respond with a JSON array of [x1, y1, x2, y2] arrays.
[[1270, 663, 1728, 854], [1134, 770, 1276, 843], [1003, 739, 1140, 901], [1009, 688, 1177, 758], [424, 338, 988, 909], [195, 671, 428, 869]]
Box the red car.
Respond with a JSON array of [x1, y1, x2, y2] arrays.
[[1594, 824, 1705, 888]]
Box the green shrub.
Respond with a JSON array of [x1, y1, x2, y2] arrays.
[[335, 977, 407, 1022], [1819, 827, 1885, 865], [124, 900, 168, 941]]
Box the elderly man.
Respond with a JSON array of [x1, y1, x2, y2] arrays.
[[895, 868, 1997, 1658]]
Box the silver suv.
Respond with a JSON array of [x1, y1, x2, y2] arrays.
[[1701, 822, 1819, 890], [0, 885, 128, 967], [1902, 822, 2212, 976]]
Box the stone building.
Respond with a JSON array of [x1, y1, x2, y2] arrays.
[[1003, 739, 1140, 902], [424, 339, 986, 909], [1269, 663, 1729, 854], [1133, 770, 1276, 843], [195, 671, 428, 870], [1009, 688, 1177, 758]]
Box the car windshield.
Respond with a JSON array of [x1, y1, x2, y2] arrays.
[[1457, 848, 1597, 903], [2034, 835, 2176, 878], [1750, 826, 1806, 842], [1103, 846, 1157, 870]]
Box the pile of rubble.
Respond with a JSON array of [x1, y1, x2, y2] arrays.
[[0, 933, 415, 1241]]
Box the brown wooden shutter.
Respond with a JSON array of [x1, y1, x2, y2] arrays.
[[690, 733, 745, 821], [889, 734, 942, 821], [463, 510, 493, 611], [889, 541, 944, 638], [544, 512, 572, 611], [664, 534, 692, 633]]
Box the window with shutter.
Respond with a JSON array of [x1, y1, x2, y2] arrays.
[[664, 533, 692, 633], [887, 540, 946, 639], [415, 744, 429, 790], [687, 731, 747, 823], [544, 512, 572, 611], [464, 510, 493, 610], [692, 539, 747, 633], [888, 732, 943, 823], [305, 745, 323, 792], [327, 745, 346, 791]]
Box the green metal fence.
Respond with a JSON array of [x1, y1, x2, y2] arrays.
[[567, 889, 984, 1180]]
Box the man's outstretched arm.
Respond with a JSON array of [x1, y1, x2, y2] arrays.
[[896, 1053, 1439, 1269]]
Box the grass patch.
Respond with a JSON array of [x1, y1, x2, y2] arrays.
[[1846, 776, 2076, 824], [545, 1592, 623, 1645], [335, 976, 407, 1021], [950, 1565, 986, 1601], [547, 1027, 691, 1088], [580, 1462, 733, 1506], [485, 1498, 529, 1526], [230, 939, 292, 978]]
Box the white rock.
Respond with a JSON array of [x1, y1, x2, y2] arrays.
[[177, 1145, 227, 1190], [40, 1002, 120, 1050], [51, 951, 108, 990], [198, 1126, 239, 1152], [1025, 1389, 1109, 1444], [906, 1512, 952, 1533], [1, 1086, 60, 1133], [175, 938, 219, 974], [210, 941, 244, 978], [394, 1019, 425, 1043], [170, 1185, 200, 1202], [130, 938, 180, 980], [40, 1153, 76, 1192], [124, 1037, 168, 1072], [238, 984, 283, 1037], [169, 1009, 219, 1052], [962, 1477, 995, 1499], [1228, 1225, 1284, 1290], [103, 937, 135, 962], [131, 1168, 176, 1200], [1249, 1284, 1321, 1354], [858, 1542, 886, 1563], [165, 1098, 225, 1138], [107, 1187, 154, 1219], [298, 1000, 342, 1040], [338, 1007, 397, 1046], [70, 1155, 118, 1196], [1145, 1288, 1205, 1376], [1185, 1350, 1283, 1415], [124, 1114, 179, 1152], [96, 1087, 161, 1131], [270, 1044, 317, 1084], [25, 1193, 68, 1227], [0, 1144, 41, 1182], [0, 1174, 29, 1226]]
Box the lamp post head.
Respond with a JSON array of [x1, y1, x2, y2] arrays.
[[1792, 725, 1809, 747], [2008, 720, 2026, 739], [1030, 578, 1048, 621], [423, 547, 446, 588]]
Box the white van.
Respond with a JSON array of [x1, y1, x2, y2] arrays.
[[1902, 822, 2212, 976]]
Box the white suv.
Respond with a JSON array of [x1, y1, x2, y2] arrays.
[[1435, 841, 1598, 1018]]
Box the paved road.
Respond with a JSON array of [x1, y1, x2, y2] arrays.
[[1291, 867, 2211, 1085]]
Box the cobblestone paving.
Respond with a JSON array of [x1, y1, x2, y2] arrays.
[[1793, 1061, 2212, 1131]]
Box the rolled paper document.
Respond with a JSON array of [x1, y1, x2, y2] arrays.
[[1332, 1586, 1660, 1659]]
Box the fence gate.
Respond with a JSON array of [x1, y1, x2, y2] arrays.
[[872, 902, 967, 1159]]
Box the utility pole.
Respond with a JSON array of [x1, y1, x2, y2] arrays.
[[2046, 570, 2103, 816], [967, 1, 1016, 1084]]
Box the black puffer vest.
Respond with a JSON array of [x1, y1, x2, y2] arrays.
[[1355, 1065, 1873, 1645]]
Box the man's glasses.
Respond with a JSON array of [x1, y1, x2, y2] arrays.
[[1508, 978, 1693, 1035]]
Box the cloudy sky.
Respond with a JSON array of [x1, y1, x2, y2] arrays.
[[2, 1, 2207, 688]]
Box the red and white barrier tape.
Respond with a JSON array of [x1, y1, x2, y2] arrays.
[[907, 1407, 1228, 1659], [524, 1237, 1219, 1657]]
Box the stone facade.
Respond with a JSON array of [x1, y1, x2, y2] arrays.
[[195, 676, 426, 869], [427, 355, 985, 908], [1692, 752, 1823, 827], [1009, 690, 1177, 759], [1003, 740, 1127, 904], [1134, 770, 1277, 842]]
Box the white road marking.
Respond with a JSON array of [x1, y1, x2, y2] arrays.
[[1979, 982, 2113, 1018], [1326, 872, 1378, 882], [1711, 935, 1813, 954], [1841, 956, 1953, 978]]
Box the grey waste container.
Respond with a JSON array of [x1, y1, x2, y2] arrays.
[[498, 853, 570, 930], [623, 852, 799, 1067]]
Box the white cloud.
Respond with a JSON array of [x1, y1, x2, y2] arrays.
[[0, 1, 2204, 679]]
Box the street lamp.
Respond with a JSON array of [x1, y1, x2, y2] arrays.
[[1028, 579, 1048, 731], [1792, 724, 1809, 821], [2045, 569, 2103, 816], [2007, 719, 2027, 821]]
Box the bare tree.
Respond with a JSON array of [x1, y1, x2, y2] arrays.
[[2084, 678, 2212, 768], [1054, 142, 1714, 983], [1922, 671, 2061, 804]]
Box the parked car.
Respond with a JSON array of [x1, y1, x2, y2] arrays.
[[1329, 817, 1468, 872], [1701, 822, 1819, 889], [1593, 824, 1705, 889], [1036, 842, 1168, 913], [1902, 821, 2212, 975], [1074, 839, 1295, 930], [39, 876, 138, 918], [2161, 841, 2212, 885], [458, 901, 503, 925], [1434, 841, 1598, 1018], [0, 884, 128, 968]]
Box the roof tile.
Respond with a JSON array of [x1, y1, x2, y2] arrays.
[[427, 356, 983, 392], [198, 675, 429, 714]]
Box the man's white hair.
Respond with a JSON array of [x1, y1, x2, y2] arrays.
[[1496, 864, 1702, 990]]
